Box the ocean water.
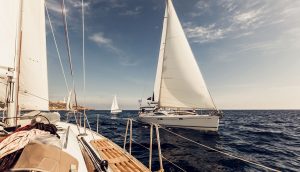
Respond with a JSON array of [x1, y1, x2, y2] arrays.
[[62, 110, 300, 172]]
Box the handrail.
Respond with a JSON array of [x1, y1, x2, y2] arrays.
[[123, 118, 133, 154], [96, 114, 99, 133], [63, 126, 70, 148], [149, 124, 153, 171]]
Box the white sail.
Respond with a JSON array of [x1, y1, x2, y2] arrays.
[[154, 7, 168, 102], [157, 0, 215, 109], [66, 90, 72, 110], [0, 0, 20, 74], [111, 95, 120, 111], [0, 0, 21, 104], [18, 0, 49, 110]]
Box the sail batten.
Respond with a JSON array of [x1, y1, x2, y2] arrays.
[[155, 0, 216, 109]]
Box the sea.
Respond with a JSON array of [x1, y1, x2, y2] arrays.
[[61, 110, 299, 172]]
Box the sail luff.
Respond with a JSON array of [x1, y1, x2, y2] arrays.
[[158, 0, 216, 109], [154, 5, 168, 103]]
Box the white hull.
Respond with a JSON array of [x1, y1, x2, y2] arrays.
[[111, 109, 122, 115], [139, 112, 219, 131]]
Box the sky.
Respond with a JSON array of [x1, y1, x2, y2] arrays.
[[45, 0, 300, 110]]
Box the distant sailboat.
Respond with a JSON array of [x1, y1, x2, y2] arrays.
[[66, 90, 73, 111], [111, 95, 122, 114], [139, 0, 222, 131]]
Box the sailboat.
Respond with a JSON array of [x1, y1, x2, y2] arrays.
[[0, 0, 149, 171], [111, 95, 122, 115], [138, 0, 222, 131]]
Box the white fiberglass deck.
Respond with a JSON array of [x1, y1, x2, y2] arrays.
[[57, 121, 149, 172]]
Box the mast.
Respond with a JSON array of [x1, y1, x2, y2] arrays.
[[156, 0, 169, 108]]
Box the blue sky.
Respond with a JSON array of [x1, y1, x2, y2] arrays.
[[45, 0, 300, 110]]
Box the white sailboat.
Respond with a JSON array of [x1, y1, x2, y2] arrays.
[[0, 0, 149, 171], [111, 95, 122, 115], [139, 0, 222, 131]]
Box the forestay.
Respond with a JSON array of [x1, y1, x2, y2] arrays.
[[156, 0, 215, 109]]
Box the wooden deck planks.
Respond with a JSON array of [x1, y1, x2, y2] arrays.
[[91, 139, 150, 172]]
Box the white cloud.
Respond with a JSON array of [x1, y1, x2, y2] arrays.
[[46, 0, 64, 14], [190, 1, 211, 17], [89, 33, 113, 47], [184, 23, 231, 43], [120, 6, 143, 16], [233, 9, 263, 27], [89, 32, 138, 66]]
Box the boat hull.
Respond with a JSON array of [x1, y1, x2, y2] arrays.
[[139, 112, 219, 131], [111, 109, 122, 115]]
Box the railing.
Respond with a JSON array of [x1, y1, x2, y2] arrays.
[[123, 118, 165, 171], [92, 114, 279, 172]]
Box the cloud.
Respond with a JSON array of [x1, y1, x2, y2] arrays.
[[189, 1, 211, 17], [45, 0, 92, 29], [89, 32, 138, 66], [46, 0, 64, 14], [234, 10, 260, 23], [120, 6, 143, 16], [184, 23, 231, 43], [88, 32, 113, 47]]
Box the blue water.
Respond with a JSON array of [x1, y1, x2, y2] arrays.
[[61, 110, 300, 172]]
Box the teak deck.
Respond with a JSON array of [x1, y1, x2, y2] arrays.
[[91, 139, 150, 172]]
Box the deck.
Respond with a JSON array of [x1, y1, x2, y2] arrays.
[[91, 139, 150, 172]]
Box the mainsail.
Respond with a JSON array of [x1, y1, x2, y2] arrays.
[[155, 0, 216, 109], [0, 0, 20, 104], [18, 0, 49, 110], [0, 0, 49, 111]]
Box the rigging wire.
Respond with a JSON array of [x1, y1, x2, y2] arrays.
[[45, 2, 69, 93], [81, 0, 86, 127], [157, 124, 279, 171], [80, 0, 95, 140], [60, 0, 78, 108]]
